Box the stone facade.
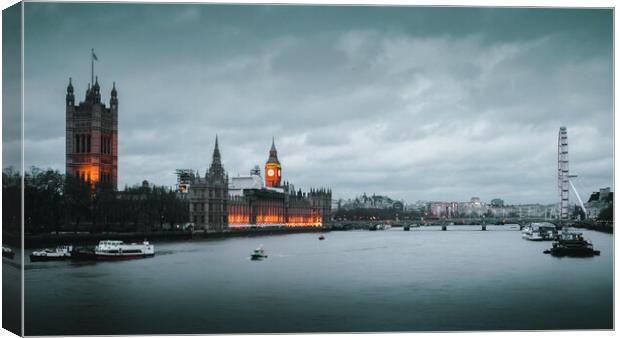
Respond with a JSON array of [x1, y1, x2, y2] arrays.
[[227, 185, 332, 227], [585, 187, 613, 219], [188, 137, 229, 231], [189, 138, 332, 230], [309, 188, 332, 225], [65, 77, 118, 189]]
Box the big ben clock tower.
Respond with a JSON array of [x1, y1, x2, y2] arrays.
[[265, 137, 282, 187]]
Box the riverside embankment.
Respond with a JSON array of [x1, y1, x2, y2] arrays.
[[17, 226, 328, 249]]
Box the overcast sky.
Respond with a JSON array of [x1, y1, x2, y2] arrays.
[[18, 3, 612, 205]]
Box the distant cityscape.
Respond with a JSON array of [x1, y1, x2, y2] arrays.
[[333, 187, 613, 222]]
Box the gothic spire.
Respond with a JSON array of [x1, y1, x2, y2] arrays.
[[267, 136, 279, 164], [213, 134, 221, 161], [207, 135, 225, 182]]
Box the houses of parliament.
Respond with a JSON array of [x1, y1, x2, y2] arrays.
[[64, 58, 331, 231], [187, 137, 332, 230]]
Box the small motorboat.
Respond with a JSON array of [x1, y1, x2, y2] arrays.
[[30, 245, 73, 262], [318, 235, 325, 240], [251, 246, 268, 260], [2, 246, 14, 259]]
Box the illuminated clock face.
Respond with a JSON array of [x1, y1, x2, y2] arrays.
[[267, 169, 274, 177]]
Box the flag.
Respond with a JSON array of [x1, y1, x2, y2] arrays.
[[92, 49, 98, 61]]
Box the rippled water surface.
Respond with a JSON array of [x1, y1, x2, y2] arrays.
[[23, 227, 613, 335]]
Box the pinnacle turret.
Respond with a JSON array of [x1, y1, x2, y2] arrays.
[[66, 78, 75, 106], [67, 77, 74, 93]]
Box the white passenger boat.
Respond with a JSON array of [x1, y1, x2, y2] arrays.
[[522, 223, 557, 241], [30, 245, 73, 262], [94, 240, 154, 260]]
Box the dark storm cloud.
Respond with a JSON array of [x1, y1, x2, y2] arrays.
[[3, 3, 22, 171], [22, 4, 613, 204]]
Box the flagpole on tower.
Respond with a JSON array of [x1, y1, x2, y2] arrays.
[[91, 48, 94, 85]]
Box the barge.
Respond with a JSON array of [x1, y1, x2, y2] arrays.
[[544, 229, 600, 257], [30, 245, 73, 262]]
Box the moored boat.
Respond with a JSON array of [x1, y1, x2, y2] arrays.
[[522, 222, 557, 241], [403, 225, 411, 231], [251, 246, 267, 260], [70, 246, 96, 261], [544, 229, 600, 257], [2, 246, 14, 259], [370, 224, 391, 231], [94, 240, 154, 260], [30, 245, 73, 262]]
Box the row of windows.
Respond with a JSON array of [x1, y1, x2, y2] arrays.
[[74, 134, 91, 153], [193, 190, 225, 198], [75, 170, 91, 182], [73, 134, 113, 154], [102, 136, 113, 154], [193, 203, 226, 212], [74, 169, 112, 184], [192, 214, 223, 224], [101, 172, 112, 183]]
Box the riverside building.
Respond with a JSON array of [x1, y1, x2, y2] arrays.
[[188, 137, 331, 231], [65, 76, 118, 189]]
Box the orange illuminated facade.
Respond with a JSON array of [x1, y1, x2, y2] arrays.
[[190, 137, 332, 230], [228, 196, 250, 224], [227, 188, 328, 227], [65, 76, 118, 189]]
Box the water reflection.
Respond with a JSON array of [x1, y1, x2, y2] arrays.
[[24, 228, 613, 335]]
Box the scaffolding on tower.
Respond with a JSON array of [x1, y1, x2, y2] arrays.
[[175, 169, 194, 193]]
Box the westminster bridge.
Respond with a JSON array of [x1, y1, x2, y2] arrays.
[[327, 218, 612, 232]]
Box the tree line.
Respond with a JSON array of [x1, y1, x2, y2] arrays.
[[3, 166, 189, 235]]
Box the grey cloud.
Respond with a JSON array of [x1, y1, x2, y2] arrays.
[[20, 4, 613, 205]]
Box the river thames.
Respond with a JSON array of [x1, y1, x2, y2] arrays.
[[22, 226, 612, 335]]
